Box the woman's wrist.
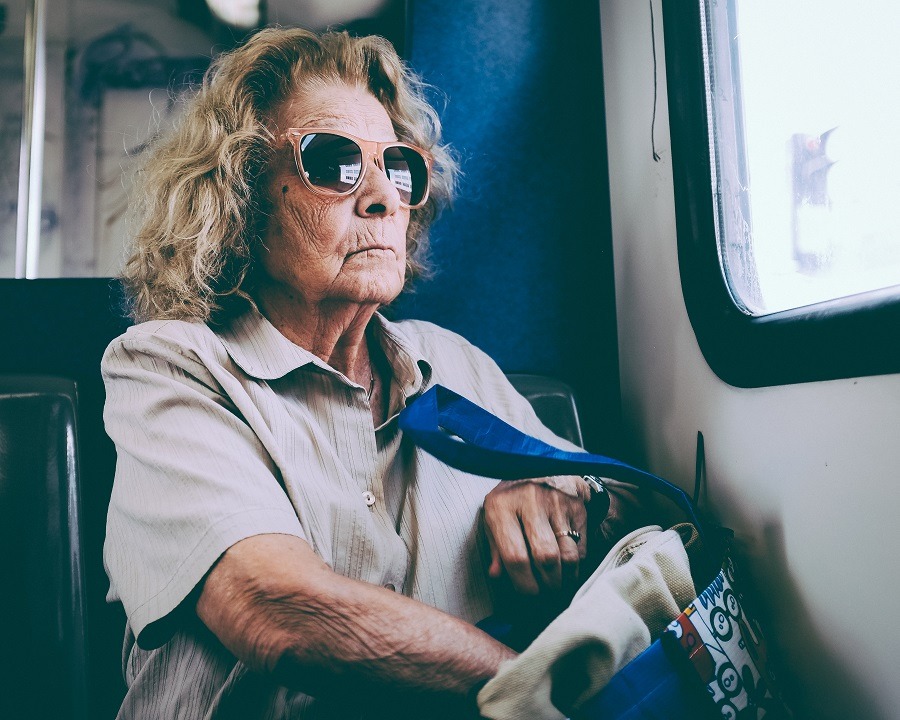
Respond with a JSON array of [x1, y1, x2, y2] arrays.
[[583, 475, 611, 516]]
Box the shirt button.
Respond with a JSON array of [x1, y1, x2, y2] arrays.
[[383, 583, 396, 592], [362, 491, 376, 507]]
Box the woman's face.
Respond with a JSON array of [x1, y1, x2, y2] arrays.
[[259, 83, 410, 311]]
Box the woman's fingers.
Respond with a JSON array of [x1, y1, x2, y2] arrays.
[[520, 505, 563, 590], [556, 534, 581, 590], [567, 500, 589, 562], [483, 477, 589, 595], [486, 503, 540, 594], [484, 522, 502, 579], [555, 497, 588, 585]]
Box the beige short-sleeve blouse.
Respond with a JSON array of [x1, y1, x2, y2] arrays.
[[101, 307, 576, 719]]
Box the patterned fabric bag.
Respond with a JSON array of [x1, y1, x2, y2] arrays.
[[662, 555, 789, 719], [398, 385, 792, 720], [580, 553, 791, 719], [575, 557, 791, 720]]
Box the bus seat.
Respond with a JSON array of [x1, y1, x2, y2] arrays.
[[0, 365, 580, 720], [0, 376, 88, 720], [507, 373, 585, 448]]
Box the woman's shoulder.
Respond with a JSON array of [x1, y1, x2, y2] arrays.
[[109, 318, 220, 349], [387, 318, 482, 353], [386, 318, 549, 434], [385, 317, 505, 382], [386, 318, 499, 368], [102, 318, 227, 371]]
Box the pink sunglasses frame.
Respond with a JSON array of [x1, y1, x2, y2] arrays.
[[278, 128, 433, 209]]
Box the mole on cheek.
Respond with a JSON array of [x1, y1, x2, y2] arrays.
[[282, 185, 289, 195]]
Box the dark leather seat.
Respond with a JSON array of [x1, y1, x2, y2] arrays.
[[0, 376, 88, 720]]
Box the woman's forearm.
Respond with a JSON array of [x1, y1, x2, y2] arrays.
[[196, 533, 515, 702]]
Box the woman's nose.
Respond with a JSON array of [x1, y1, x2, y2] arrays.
[[355, 154, 402, 217]]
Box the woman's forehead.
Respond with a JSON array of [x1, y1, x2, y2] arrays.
[[275, 83, 396, 141]]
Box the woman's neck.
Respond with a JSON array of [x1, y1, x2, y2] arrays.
[[256, 289, 380, 385]]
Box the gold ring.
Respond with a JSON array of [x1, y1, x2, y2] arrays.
[[555, 529, 581, 543]]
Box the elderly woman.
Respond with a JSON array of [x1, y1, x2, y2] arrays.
[[102, 27, 636, 719]]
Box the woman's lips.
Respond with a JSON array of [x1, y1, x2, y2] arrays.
[[347, 246, 394, 257]]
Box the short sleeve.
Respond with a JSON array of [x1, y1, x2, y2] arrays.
[[102, 329, 305, 647]]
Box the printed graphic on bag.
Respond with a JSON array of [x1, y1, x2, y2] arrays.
[[664, 557, 782, 719]]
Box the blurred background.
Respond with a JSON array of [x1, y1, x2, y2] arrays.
[[0, 0, 406, 278]]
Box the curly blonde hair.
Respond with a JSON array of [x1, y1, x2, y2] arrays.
[[122, 27, 458, 323]]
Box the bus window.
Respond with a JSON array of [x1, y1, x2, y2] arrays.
[[664, 0, 900, 386], [703, 0, 900, 316], [0, 3, 26, 277]]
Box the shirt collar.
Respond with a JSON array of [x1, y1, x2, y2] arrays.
[[217, 307, 321, 380], [217, 306, 433, 398], [371, 313, 433, 403]]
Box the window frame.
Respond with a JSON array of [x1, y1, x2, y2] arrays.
[[662, 0, 900, 387]]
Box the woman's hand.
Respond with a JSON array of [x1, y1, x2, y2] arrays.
[[483, 477, 651, 597], [482, 476, 591, 595], [590, 478, 649, 558]]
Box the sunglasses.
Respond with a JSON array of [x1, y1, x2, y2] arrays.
[[279, 128, 433, 209]]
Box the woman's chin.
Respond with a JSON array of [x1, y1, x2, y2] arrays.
[[347, 267, 406, 305]]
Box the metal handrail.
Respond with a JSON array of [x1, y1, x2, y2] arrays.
[[14, 0, 47, 279]]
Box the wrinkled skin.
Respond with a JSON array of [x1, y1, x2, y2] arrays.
[[256, 83, 409, 364]]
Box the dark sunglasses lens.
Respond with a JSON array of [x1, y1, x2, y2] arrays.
[[383, 146, 429, 206], [299, 133, 362, 193]]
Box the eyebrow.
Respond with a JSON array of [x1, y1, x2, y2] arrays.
[[279, 113, 397, 140], [281, 109, 356, 130], [293, 114, 344, 128]]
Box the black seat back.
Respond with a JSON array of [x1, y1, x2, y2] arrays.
[[507, 373, 584, 448], [0, 376, 88, 720]]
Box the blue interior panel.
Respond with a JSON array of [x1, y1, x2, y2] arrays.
[[392, 0, 621, 450]]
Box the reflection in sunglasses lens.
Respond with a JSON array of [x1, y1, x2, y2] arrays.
[[384, 146, 428, 206], [300, 134, 362, 193], [299, 133, 428, 206]]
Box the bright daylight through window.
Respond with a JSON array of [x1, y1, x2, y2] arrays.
[[703, 0, 900, 315]]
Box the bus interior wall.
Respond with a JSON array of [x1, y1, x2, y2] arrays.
[[601, 1, 900, 718]]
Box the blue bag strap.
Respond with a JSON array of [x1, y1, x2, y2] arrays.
[[399, 385, 710, 552]]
